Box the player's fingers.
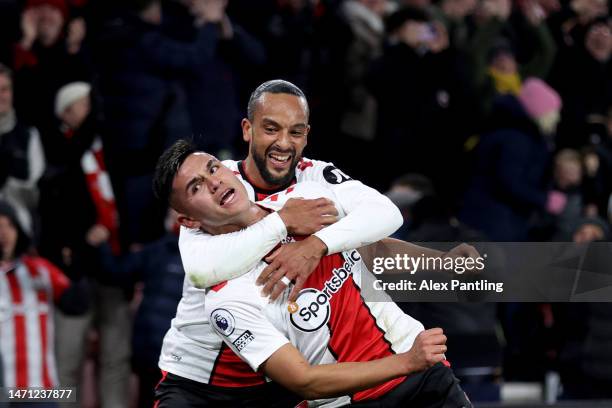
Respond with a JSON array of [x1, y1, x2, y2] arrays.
[[264, 247, 282, 263], [257, 260, 279, 285], [262, 266, 290, 295], [425, 334, 447, 346], [320, 215, 337, 226], [288, 275, 306, 303], [430, 353, 446, 364], [269, 280, 289, 301], [319, 203, 338, 216], [314, 198, 334, 207], [269, 270, 298, 301], [425, 344, 447, 356], [426, 327, 444, 336]]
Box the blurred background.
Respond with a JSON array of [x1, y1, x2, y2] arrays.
[[0, 0, 610, 406]]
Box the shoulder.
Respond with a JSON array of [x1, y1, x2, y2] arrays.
[[296, 157, 354, 186], [21, 256, 61, 274], [222, 159, 240, 172], [206, 273, 268, 318], [179, 225, 211, 242]]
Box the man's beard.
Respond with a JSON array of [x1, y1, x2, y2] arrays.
[[251, 142, 299, 188]]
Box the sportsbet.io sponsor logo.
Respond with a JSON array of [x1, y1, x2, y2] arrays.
[[290, 251, 360, 332], [211, 308, 235, 337]]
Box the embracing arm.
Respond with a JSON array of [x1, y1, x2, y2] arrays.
[[179, 212, 287, 288], [314, 179, 403, 254], [180, 197, 337, 288]]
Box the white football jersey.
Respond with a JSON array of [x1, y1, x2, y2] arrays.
[[160, 182, 423, 406]]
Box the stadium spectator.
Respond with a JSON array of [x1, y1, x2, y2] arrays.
[[551, 149, 585, 240], [95, 0, 217, 246], [549, 17, 611, 148], [547, 0, 608, 49], [467, 0, 557, 118], [0, 200, 88, 406], [37, 82, 131, 408], [583, 105, 612, 220], [460, 78, 565, 241], [167, 0, 266, 158], [89, 210, 184, 408], [0, 63, 45, 237], [308, 0, 390, 182], [429, 0, 478, 50], [368, 6, 472, 194], [259, 0, 316, 89], [11, 0, 92, 159]]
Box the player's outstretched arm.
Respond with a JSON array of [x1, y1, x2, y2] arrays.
[[180, 198, 337, 288], [261, 328, 447, 400]]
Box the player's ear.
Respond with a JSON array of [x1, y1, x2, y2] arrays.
[[241, 118, 252, 143], [177, 214, 201, 230], [304, 124, 311, 144]]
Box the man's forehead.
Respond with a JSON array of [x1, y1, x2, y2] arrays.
[[256, 93, 308, 119], [174, 152, 214, 185]]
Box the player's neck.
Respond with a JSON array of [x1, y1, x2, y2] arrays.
[[243, 156, 284, 191], [205, 204, 268, 235]]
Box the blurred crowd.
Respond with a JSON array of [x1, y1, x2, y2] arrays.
[[0, 0, 610, 406]]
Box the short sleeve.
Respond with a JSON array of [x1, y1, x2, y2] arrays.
[[208, 280, 289, 371]]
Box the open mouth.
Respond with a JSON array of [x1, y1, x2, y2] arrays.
[[267, 152, 292, 168], [219, 188, 235, 207]]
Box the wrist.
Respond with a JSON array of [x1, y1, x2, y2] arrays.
[[305, 235, 328, 258], [277, 209, 295, 233], [392, 353, 414, 376]]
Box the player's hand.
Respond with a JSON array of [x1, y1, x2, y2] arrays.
[[401, 328, 447, 373], [442, 243, 481, 274], [278, 198, 338, 236], [257, 236, 328, 302]]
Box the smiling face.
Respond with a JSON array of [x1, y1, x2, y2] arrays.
[[171, 152, 252, 232], [242, 93, 310, 189]]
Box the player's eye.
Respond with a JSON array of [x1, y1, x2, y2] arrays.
[[264, 127, 277, 134], [191, 182, 201, 194], [210, 165, 218, 174]]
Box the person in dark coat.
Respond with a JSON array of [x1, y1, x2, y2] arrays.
[[93, 210, 184, 408], [549, 17, 611, 149], [95, 0, 217, 245], [163, 0, 266, 158], [367, 7, 474, 194], [38, 82, 132, 408], [459, 78, 565, 241]]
